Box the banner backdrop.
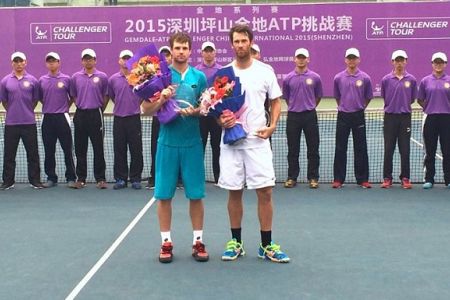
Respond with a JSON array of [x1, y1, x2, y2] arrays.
[[1, 2, 450, 96]]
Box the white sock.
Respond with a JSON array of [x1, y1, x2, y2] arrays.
[[161, 231, 172, 244], [193, 230, 203, 245]]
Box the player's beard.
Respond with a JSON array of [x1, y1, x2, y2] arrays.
[[236, 48, 251, 60], [173, 55, 188, 65]]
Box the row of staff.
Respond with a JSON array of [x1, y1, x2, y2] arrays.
[[0, 46, 449, 191]]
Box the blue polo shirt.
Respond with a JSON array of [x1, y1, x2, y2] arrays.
[[417, 73, 450, 114], [158, 65, 207, 147], [0, 72, 39, 125]]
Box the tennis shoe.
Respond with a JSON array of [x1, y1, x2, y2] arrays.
[[381, 178, 392, 188], [258, 242, 290, 263], [159, 241, 173, 263], [176, 180, 184, 190], [72, 180, 85, 189], [43, 180, 57, 188], [309, 179, 319, 189], [423, 182, 433, 189], [192, 241, 209, 262], [145, 178, 155, 190], [67, 181, 77, 188], [96, 181, 108, 189], [113, 179, 127, 190], [284, 179, 296, 188], [401, 178, 412, 189], [359, 181, 372, 189], [221, 239, 245, 261], [30, 182, 45, 189], [332, 180, 343, 189], [0, 182, 14, 190], [131, 181, 142, 190]]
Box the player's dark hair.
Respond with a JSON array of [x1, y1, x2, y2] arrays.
[[169, 32, 192, 50], [229, 24, 253, 44]]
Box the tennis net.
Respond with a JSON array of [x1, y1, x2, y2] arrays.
[[0, 108, 444, 184]]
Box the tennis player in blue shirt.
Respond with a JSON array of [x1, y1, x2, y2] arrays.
[[142, 33, 209, 263]]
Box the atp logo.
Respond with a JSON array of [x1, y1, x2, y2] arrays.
[[35, 26, 48, 40], [370, 21, 384, 36], [30, 23, 52, 43], [366, 19, 388, 40]]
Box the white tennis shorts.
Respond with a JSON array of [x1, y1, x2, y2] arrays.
[[218, 145, 276, 190]]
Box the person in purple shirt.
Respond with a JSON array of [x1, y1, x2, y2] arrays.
[[158, 46, 172, 65], [417, 52, 450, 189], [282, 48, 322, 189], [108, 50, 144, 190], [380, 50, 417, 189], [195, 41, 222, 183], [39, 52, 77, 188], [332, 48, 373, 189], [70, 48, 109, 189], [250, 44, 261, 60], [0, 51, 44, 190]]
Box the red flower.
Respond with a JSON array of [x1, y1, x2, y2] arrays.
[[127, 55, 162, 87]]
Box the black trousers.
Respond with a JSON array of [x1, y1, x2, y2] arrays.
[[42, 113, 76, 182], [383, 113, 411, 180], [286, 110, 320, 181], [200, 115, 221, 182], [423, 114, 450, 185], [333, 110, 369, 184], [113, 114, 143, 182], [2, 124, 41, 184], [73, 108, 106, 182], [150, 116, 160, 180]]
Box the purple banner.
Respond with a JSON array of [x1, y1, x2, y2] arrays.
[[1, 2, 450, 96]]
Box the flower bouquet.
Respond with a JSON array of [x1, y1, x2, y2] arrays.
[[199, 66, 246, 145], [126, 43, 177, 124]]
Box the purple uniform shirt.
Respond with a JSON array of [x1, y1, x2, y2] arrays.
[[381, 72, 417, 114], [39, 72, 71, 114], [282, 69, 323, 112], [195, 61, 222, 82], [108, 71, 142, 117], [334, 69, 373, 112], [0, 72, 39, 125], [417, 73, 450, 114], [70, 69, 108, 109]]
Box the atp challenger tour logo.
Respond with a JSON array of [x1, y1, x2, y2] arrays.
[[30, 22, 112, 44], [366, 17, 450, 40]]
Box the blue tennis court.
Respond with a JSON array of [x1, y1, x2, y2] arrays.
[[1, 183, 449, 299]]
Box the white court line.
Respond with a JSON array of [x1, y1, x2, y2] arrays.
[[65, 197, 156, 300], [411, 137, 443, 160]]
